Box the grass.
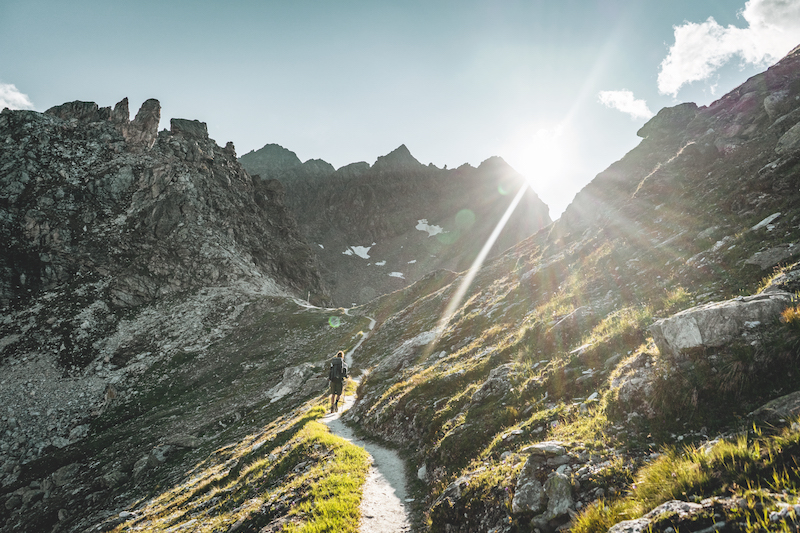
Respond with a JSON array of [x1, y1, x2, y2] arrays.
[[107, 396, 370, 533], [571, 420, 800, 533]]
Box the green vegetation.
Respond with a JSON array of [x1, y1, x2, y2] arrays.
[[572, 420, 800, 533], [108, 397, 370, 533]]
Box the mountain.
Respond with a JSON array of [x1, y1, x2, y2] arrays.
[[3, 45, 800, 533], [240, 143, 552, 305]]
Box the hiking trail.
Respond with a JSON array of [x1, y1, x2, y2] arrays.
[[294, 298, 412, 531]]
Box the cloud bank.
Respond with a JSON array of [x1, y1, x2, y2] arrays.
[[598, 90, 654, 120], [0, 82, 35, 111], [658, 0, 800, 96]]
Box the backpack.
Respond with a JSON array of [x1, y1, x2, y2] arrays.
[[330, 358, 347, 380]]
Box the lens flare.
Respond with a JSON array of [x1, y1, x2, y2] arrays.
[[328, 316, 341, 328], [426, 183, 528, 354]]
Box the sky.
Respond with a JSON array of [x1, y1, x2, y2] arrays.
[[1, 1, 799, 219]]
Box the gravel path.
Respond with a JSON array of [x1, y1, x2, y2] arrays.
[[323, 394, 412, 533]]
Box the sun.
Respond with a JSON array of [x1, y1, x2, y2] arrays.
[[502, 123, 568, 191]]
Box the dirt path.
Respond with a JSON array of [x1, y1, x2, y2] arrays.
[[323, 395, 412, 533]]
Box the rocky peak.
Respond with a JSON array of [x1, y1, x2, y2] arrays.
[[238, 143, 303, 180], [170, 118, 209, 140], [372, 144, 423, 173]]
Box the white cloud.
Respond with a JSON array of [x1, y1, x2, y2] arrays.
[[658, 0, 800, 96], [0, 82, 35, 111], [598, 90, 654, 119]]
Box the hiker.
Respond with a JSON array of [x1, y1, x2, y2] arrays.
[[328, 350, 348, 413]]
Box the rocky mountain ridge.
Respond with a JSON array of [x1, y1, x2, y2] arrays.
[[240, 142, 551, 305], [0, 97, 326, 506], [3, 45, 800, 533]]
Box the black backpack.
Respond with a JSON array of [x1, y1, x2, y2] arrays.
[[330, 358, 347, 380]]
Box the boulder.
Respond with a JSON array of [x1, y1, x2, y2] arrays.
[[649, 292, 792, 357], [751, 391, 800, 422], [543, 472, 573, 519], [744, 244, 800, 270], [776, 122, 800, 155], [512, 474, 545, 514], [268, 363, 316, 403]]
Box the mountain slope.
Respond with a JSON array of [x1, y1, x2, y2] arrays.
[[240, 143, 551, 305]]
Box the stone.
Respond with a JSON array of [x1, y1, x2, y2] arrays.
[[520, 441, 566, 457], [751, 391, 800, 422], [744, 244, 800, 270], [512, 475, 545, 514], [543, 472, 573, 519], [649, 292, 792, 357], [68, 424, 90, 441], [764, 90, 790, 119], [417, 463, 428, 482], [776, 122, 800, 155], [52, 463, 81, 487], [268, 363, 316, 403], [644, 499, 703, 520], [101, 469, 129, 488], [132, 455, 150, 479], [608, 518, 652, 533]]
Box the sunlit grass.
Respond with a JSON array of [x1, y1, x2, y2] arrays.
[[109, 398, 369, 533], [572, 420, 800, 533]]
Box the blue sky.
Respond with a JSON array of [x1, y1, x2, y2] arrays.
[[2, 1, 799, 218]]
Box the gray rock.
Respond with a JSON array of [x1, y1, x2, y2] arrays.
[[644, 499, 703, 520], [52, 463, 81, 487], [132, 455, 150, 479], [417, 463, 428, 482], [543, 472, 573, 519], [649, 292, 792, 357], [608, 518, 651, 533], [268, 363, 317, 403], [101, 469, 129, 488], [764, 90, 790, 119], [744, 244, 800, 270], [520, 441, 566, 457], [776, 122, 800, 155], [68, 424, 90, 441], [751, 391, 800, 422], [512, 475, 545, 514]]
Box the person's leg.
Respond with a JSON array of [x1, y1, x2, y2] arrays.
[[330, 393, 336, 413]]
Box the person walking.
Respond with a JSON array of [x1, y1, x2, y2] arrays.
[[328, 350, 348, 413]]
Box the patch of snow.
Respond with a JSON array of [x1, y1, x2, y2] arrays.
[[342, 245, 372, 259], [408, 259, 417, 264], [389, 272, 405, 279], [375, 260, 386, 266], [318, 244, 324, 249], [416, 219, 444, 237]]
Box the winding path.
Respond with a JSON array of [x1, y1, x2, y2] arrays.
[[323, 396, 412, 533], [294, 298, 412, 531]]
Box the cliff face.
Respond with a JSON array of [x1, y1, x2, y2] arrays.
[[0, 99, 327, 491], [1, 98, 324, 313], [240, 143, 551, 305]]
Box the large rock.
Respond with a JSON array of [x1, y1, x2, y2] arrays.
[[649, 292, 792, 357], [744, 244, 800, 270], [776, 122, 800, 155], [751, 391, 800, 422]]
